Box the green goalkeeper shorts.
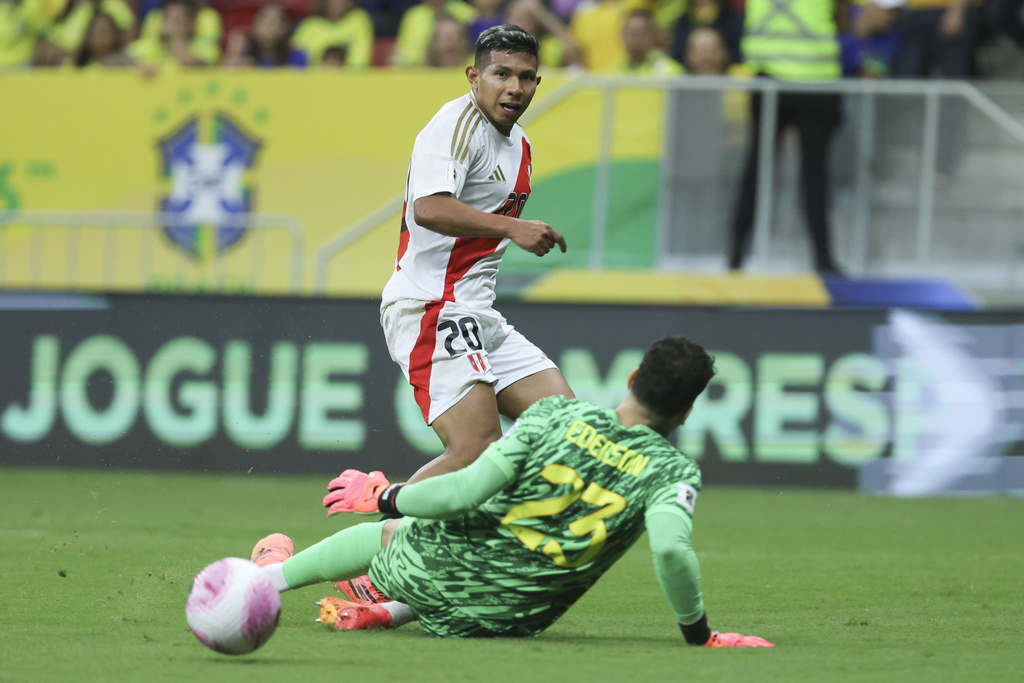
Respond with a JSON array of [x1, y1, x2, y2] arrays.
[[368, 518, 553, 638]]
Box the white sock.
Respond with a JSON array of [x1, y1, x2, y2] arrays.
[[261, 563, 290, 592], [380, 601, 414, 627]]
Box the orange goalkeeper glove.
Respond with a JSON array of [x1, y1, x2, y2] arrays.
[[322, 469, 391, 515], [680, 613, 774, 648], [705, 631, 774, 648]]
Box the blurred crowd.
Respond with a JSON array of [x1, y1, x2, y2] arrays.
[[0, 0, 1021, 76]]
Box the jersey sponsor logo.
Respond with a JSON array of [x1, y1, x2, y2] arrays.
[[564, 420, 651, 477], [487, 165, 506, 182], [157, 113, 261, 258], [446, 161, 459, 188], [676, 483, 698, 516]]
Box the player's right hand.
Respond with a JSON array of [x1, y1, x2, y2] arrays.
[[511, 219, 566, 257], [323, 469, 391, 516], [705, 631, 775, 648]]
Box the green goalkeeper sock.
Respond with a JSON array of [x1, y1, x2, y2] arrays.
[[281, 521, 387, 590]]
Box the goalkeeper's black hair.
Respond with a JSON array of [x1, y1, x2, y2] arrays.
[[474, 24, 539, 68], [632, 336, 716, 419]]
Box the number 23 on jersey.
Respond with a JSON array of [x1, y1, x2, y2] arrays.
[[500, 464, 626, 569]]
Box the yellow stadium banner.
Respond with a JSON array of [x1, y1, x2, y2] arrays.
[[0, 70, 667, 296]]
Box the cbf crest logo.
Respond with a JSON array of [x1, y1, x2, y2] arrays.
[[157, 111, 261, 257]]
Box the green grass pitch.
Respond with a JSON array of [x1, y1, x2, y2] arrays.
[[1, 467, 1021, 683]]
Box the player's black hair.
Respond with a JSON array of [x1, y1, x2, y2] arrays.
[[632, 336, 716, 418], [474, 24, 539, 68]]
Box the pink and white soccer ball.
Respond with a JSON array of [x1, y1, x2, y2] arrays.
[[186, 557, 281, 655]]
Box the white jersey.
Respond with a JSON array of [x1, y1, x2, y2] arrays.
[[381, 92, 533, 309]]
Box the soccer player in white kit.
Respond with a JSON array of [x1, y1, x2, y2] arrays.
[[252, 26, 576, 609], [322, 25, 574, 520], [379, 23, 573, 483]]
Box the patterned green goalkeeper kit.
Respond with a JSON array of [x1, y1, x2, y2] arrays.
[[368, 395, 703, 637]]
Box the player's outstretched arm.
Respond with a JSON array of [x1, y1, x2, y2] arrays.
[[414, 194, 566, 256], [647, 511, 774, 648], [372, 448, 514, 519], [322, 447, 515, 518]]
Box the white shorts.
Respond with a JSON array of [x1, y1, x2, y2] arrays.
[[381, 299, 557, 425]]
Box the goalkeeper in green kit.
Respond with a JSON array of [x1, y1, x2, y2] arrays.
[[252, 336, 773, 647]]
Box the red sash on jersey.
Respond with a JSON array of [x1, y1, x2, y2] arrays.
[[406, 140, 533, 422]]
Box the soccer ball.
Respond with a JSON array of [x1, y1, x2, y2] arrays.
[[185, 557, 281, 655]]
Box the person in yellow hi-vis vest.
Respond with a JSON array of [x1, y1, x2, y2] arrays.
[[727, 0, 849, 274]]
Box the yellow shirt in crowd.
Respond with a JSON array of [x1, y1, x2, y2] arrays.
[[292, 9, 374, 68], [135, 6, 223, 66], [49, 0, 134, 52], [0, 0, 51, 67], [393, 2, 477, 67]]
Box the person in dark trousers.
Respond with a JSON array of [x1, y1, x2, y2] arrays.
[[728, 0, 848, 274]]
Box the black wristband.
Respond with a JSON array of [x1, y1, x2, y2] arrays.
[[377, 483, 404, 516], [679, 612, 712, 646]]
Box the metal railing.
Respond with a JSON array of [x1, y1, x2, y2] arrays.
[[0, 210, 306, 293], [4, 78, 1022, 302], [655, 76, 1024, 282]]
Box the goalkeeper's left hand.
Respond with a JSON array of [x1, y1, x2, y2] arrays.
[[705, 632, 774, 648], [322, 469, 391, 516]]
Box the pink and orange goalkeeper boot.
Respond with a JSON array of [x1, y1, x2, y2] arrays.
[[319, 597, 393, 631], [334, 574, 389, 604]]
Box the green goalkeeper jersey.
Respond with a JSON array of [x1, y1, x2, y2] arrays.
[[369, 395, 704, 637]]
